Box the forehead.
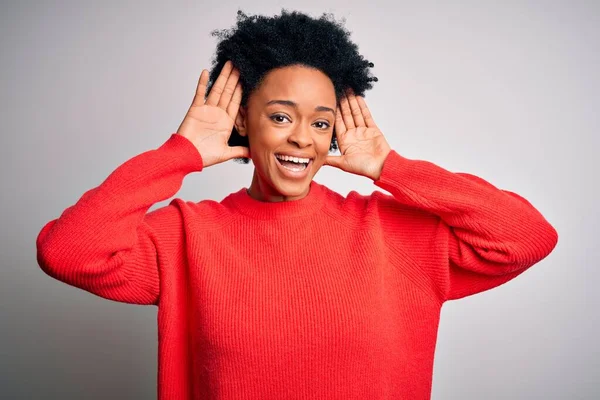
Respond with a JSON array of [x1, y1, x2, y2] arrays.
[[252, 65, 337, 107]]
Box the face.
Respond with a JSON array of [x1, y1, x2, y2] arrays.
[[235, 65, 336, 202]]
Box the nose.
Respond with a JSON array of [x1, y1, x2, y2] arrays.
[[288, 123, 312, 148]]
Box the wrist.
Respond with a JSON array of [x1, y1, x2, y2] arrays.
[[370, 150, 392, 181]]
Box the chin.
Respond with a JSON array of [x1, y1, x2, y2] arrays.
[[272, 178, 312, 198]]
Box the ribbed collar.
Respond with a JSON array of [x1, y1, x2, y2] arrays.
[[223, 181, 327, 220]]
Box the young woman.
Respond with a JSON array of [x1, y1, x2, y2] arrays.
[[36, 9, 558, 400]]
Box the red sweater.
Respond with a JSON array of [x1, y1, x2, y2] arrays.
[[36, 133, 558, 399]]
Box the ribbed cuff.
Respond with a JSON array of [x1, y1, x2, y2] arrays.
[[374, 150, 415, 189], [158, 133, 204, 172]]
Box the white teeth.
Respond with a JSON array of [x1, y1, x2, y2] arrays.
[[275, 154, 310, 164]]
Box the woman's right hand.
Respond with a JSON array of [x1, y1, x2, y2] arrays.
[[176, 60, 249, 168]]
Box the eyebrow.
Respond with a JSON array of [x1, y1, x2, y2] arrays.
[[266, 100, 335, 115]]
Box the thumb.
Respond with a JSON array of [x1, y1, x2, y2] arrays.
[[228, 146, 250, 160], [324, 155, 343, 169]]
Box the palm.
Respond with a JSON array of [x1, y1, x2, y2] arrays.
[[177, 61, 249, 168], [337, 127, 389, 171], [326, 91, 391, 181], [179, 105, 234, 158]]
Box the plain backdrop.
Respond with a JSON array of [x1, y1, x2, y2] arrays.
[[1, 1, 597, 399]]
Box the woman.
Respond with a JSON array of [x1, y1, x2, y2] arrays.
[[36, 9, 558, 400]]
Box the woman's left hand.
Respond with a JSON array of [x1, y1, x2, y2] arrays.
[[324, 89, 392, 181]]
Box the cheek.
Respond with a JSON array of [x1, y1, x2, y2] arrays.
[[253, 127, 283, 152], [246, 123, 281, 164], [316, 131, 334, 153], [251, 119, 288, 148]]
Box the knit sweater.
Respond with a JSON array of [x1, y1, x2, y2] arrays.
[[36, 133, 558, 399]]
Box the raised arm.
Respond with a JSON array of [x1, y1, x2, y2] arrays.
[[36, 134, 203, 304], [326, 89, 558, 302], [373, 152, 558, 301], [36, 60, 248, 305]]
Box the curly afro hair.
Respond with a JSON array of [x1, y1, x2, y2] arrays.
[[206, 9, 378, 163]]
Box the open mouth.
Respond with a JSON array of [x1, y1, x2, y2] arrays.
[[275, 154, 312, 172]]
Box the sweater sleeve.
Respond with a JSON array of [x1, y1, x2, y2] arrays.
[[373, 150, 558, 302], [36, 133, 203, 305]]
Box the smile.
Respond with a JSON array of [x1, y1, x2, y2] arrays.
[[274, 154, 313, 178]]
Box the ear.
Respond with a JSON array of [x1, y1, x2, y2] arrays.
[[234, 106, 247, 137]]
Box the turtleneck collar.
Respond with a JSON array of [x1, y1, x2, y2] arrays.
[[222, 180, 327, 220]]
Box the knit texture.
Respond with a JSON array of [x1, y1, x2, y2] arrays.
[[36, 133, 558, 399]]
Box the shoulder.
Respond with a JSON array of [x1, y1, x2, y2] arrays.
[[145, 196, 237, 230], [320, 184, 438, 228], [320, 183, 423, 215]]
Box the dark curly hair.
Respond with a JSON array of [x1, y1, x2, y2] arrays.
[[207, 9, 378, 163]]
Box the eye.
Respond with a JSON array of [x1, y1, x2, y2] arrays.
[[270, 114, 291, 124], [313, 121, 331, 130]]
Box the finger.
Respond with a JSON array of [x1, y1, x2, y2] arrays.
[[356, 96, 378, 128], [206, 60, 233, 106], [191, 69, 209, 108], [324, 155, 343, 169], [339, 92, 355, 129], [226, 82, 243, 120], [347, 89, 366, 127], [334, 106, 346, 137], [218, 67, 240, 110]]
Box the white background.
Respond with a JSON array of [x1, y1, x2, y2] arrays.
[[1, 1, 597, 398]]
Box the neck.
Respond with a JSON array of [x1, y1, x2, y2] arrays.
[[247, 168, 310, 202]]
